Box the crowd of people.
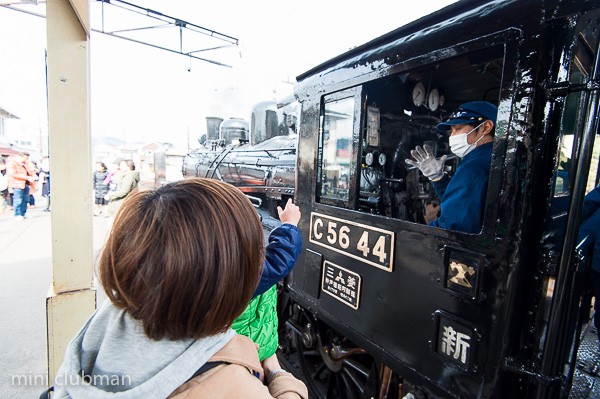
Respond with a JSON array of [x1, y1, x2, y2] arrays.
[[0, 153, 140, 221], [93, 159, 140, 218], [0, 152, 49, 219]]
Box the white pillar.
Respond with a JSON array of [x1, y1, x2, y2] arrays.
[[45, 0, 96, 385]]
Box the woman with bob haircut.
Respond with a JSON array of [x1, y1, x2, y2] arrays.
[[52, 178, 308, 399]]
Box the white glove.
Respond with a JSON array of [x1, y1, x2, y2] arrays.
[[405, 144, 447, 181]]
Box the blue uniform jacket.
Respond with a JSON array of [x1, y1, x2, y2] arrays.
[[430, 142, 493, 234], [579, 185, 600, 273], [253, 223, 303, 298]]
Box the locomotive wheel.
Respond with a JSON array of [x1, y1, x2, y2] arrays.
[[293, 307, 378, 399]]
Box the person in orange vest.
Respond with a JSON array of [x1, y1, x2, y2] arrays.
[[6, 152, 37, 220], [0, 158, 8, 214]]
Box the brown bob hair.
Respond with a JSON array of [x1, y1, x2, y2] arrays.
[[99, 178, 265, 340]]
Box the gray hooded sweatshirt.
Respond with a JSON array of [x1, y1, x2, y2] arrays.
[[53, 300, 235, 399]]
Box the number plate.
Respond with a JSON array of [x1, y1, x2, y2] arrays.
[[309, 212, 394, 272], [322, 261, 361, 309]]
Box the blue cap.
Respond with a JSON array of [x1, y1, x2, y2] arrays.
[[437, 101, 498, 132]]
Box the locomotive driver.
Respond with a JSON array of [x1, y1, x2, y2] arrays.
[[406, 101, 497, 233]]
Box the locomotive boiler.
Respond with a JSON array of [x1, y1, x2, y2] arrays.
[[182, 100, 298, 211], [275, 0, 600, 398]]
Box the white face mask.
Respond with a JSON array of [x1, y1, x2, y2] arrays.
[[449, 123, 485, 158]]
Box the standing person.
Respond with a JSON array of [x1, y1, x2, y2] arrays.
[[6, 152, 37, 220], [93, 161, 110, 216], [0, 158, 8, 214], [405, 101, 497, 233], [0, 158, 7, 212], [233, 198, 302, 361], [52, 179, 308, 398], [104, 159, 140, 217], [27, 160, 39, 208], [104, 162, 119, 192], [39, 156, 51, 212]]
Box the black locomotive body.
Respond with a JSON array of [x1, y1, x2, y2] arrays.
[[280, 0, 600, 398], [182, 100, 298, 210]]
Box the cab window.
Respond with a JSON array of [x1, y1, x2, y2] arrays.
[[316, 45, 505, 234], [317, 89, 359, 206]]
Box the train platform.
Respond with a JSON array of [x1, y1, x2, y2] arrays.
[[0, 203, 110, 399]]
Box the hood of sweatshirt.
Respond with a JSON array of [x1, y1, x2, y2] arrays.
[[53, 300, 235, 399]]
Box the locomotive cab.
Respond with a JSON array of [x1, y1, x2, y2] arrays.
[[317, 45, 503, 227], [251, 100, 298, 146], [283, 1, 600, 398], [219, 117, 249, 145]]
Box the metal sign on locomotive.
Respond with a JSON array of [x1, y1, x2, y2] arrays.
[[271, 0, 598, 398]]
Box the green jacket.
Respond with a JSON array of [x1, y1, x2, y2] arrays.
[[232, 285, 278, 361], [106, 170, 140, 216]]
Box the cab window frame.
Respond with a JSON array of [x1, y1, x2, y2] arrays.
[[316, 87, 363, 209], [311, 29, 519, 240]]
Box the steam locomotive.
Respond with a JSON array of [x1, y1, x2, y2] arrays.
[[182, 100, 298, 213], [271, 0, 600, 398]]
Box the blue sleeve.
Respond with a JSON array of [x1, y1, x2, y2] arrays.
[[431, 175, 451, 198], [578, 208, 600, 272], [582, 185, 600, 221], [430, 165, 488, 234], [579, 209, 599, 242], [252, 223, 303, 298]]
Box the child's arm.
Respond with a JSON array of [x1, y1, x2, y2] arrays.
[[253, 199, 302, 298]]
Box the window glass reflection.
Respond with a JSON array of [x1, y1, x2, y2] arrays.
[[319, 97, 355, 202]]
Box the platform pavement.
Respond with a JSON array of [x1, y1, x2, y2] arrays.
[[0, 203, 110, 399]]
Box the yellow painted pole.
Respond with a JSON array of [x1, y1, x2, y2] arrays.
[[45, 0, 96, 385]]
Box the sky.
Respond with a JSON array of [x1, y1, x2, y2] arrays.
[[0, 0, 458, 149]]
